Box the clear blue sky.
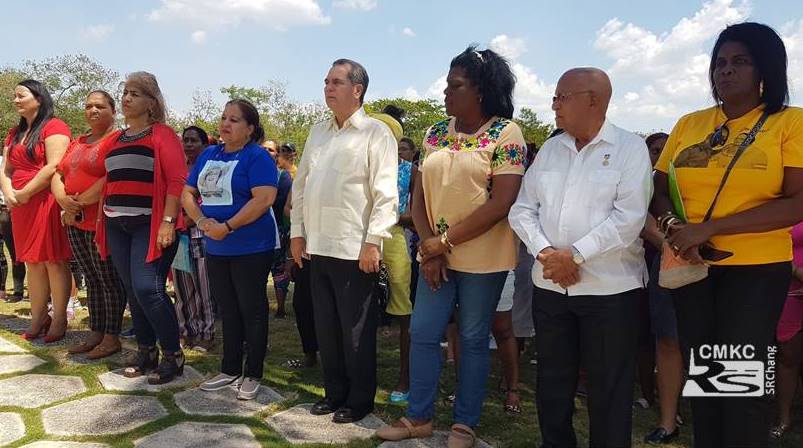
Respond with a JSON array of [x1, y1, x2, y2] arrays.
[[2, 0, 802, 132]]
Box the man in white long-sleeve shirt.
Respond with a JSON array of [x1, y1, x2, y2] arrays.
[[509, 68, 652, 448], [289, 58, 398, 424]]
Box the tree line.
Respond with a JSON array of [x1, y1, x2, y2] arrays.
[[0, 54, 554, 151]]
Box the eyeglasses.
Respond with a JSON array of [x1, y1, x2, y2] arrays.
[[709, 123, 730, 148], [552, 90, 593, 104]]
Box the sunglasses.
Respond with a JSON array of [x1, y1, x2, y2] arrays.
[[709, 123, 730, 148]]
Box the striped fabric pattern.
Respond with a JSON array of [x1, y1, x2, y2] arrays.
[[104, 142, 155, 217]]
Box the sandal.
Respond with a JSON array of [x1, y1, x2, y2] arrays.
[[375, 417, 433, 441], [770, 423, 791, 439], [447, 423, 476, 448], [124, 346, 159, 378], [147, 350, 185, 385], [86, 341, 122, 360], [503, 389, 522, 415], [68, 339, 101, 355]]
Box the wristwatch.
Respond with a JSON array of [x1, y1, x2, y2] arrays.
[[162, 216, 176, 224], [571, 246, 585, 265]]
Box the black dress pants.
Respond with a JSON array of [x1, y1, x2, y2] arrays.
[[310, 255, 378, 414], [533, 287, 642, 448], [292, 261, 318, 354], [671, 262, 789, 448]]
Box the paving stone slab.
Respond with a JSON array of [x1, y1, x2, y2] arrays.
[[0, 374, 86, 408], [0, 335, 27, 353], [377, 431, 493, 448], [20, 443, 111, 448], [0, 412, 25, 446], [134, 422, 260, 448], [98, 366, 203, 392], [0, 354, 46, 374], [265, 403, 383, 445], [42, 394, 168, 436], [174, 384, 283, 417]]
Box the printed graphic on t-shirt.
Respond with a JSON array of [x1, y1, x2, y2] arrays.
[[674, 132, 768, 170], [198, 159, 238, 206]]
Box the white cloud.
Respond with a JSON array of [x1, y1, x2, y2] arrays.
[[333, 0, 377, 11], [80, 24, 114, 41], [490, 34, 526, 60], [402, 87, 421, 101], [402, 27, 416, 37], [782, 19, 803, 100], [190, 30, 207, 44], [594, 0, 752, 130], [148, 0, 331, 31]]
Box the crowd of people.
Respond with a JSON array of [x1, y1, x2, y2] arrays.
[[1, 20, 802, 447]]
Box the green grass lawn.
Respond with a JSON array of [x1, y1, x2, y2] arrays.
[[0, 282, 801, 447]]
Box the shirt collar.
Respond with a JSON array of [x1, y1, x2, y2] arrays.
[[558, 119, 617, 150], [329, 107, 368, 131]]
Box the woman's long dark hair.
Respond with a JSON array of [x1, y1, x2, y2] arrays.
[[12, 79, 55, 160], [709, 22, 789, 114]]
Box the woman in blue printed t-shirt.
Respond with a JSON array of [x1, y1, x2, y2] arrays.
[[181, 99, 279, 401]]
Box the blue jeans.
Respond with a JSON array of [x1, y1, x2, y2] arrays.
[[106, 215, 180, 353], [407, 270, 507, 427]]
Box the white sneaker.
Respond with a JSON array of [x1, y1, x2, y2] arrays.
[[200, 373, 240, 391], [237, 377, 260, 400]]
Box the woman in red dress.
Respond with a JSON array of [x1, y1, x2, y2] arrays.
[[0, 79, 72, 342]]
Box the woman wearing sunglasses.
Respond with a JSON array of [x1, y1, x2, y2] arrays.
[[651, 22, 803, 447]]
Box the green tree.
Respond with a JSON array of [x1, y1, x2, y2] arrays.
[[0, 69, 27, 137], [20, 54, 121, 134], [515, 107, 553, 150], [365, 98, 446, 147]]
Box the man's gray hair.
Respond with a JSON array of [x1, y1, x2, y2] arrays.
[[332, 58, 369, 104]]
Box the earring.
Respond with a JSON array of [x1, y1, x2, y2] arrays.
[[759, 80, 764, 97]]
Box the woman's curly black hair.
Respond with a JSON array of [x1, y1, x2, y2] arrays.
[[450, 45, 516, 119]]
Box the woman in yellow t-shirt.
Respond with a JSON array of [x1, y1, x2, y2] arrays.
[[376, 46, 525, 447], [652, 22, 803, 447]]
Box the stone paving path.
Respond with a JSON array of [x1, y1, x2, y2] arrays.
[[0, 326, 493, 447]]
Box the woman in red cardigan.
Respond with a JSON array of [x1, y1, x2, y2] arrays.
[[97, 72, 187, 384]]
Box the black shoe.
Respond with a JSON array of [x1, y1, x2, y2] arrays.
[[644, 427, 679, 445], [310, 398, 340, 416], [332, 407, 370, 424], [3, 293, 22, 303], [123, 346, 159, 378], [147, 350, 185, 385]]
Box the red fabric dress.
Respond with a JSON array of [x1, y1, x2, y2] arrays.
[[5, 119, 73, 263]]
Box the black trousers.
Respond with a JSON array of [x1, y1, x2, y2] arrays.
[[310, 255, 378, 413], [207, 251, 273, 379], [0, 209, 25, 295], [533, 287, 641, 448], [671, 262, 789, 448], [291, 261, 318, 354]]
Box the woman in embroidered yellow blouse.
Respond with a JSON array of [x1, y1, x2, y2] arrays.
[[376, 46, 526, 448]]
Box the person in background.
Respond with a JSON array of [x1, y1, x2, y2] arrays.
[[270, 142, 295, 319], [54, 90, 127, 359], [290, 58, 398, 424], [188, 99, 279, 400], [97, 71, 187, 385], [1, 79, 72, 342], [642, 131, 686, 445], [770, 222, 803, 439], [652, 23, 803, 447], [372, 105, 414, 404], [282, 192, 319, 369], [377, 46, 525, 447], [0, 207, 25, 302], [172, 126, 215, 352], [262, 139, 279, 160]]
